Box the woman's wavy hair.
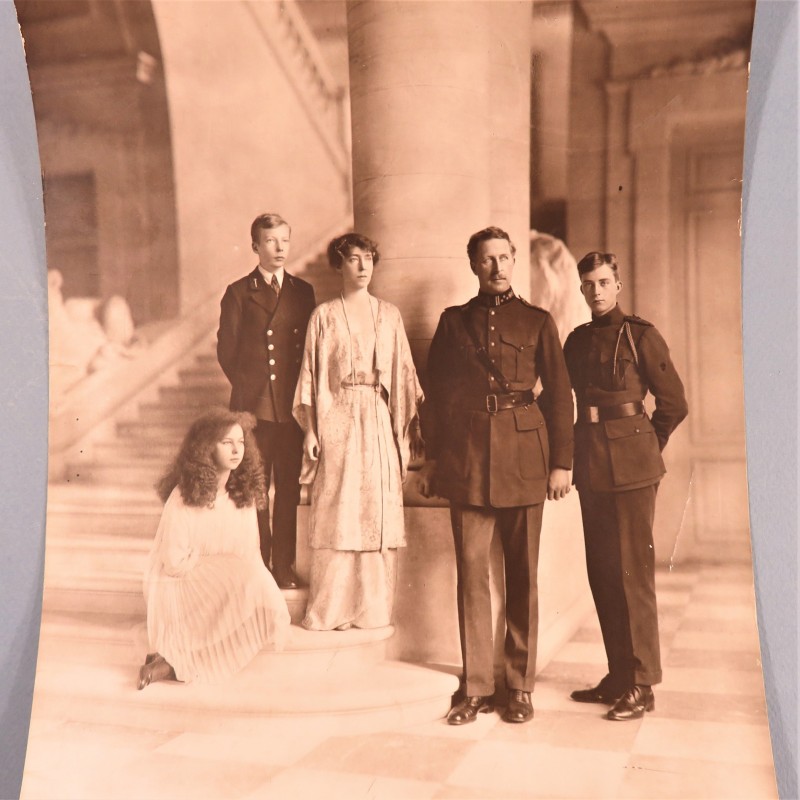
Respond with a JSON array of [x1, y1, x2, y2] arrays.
[[326, 232, 380, 269], [156, 408, 267, 510]]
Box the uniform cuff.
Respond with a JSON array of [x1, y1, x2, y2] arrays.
[[549, 446, 573, 472]]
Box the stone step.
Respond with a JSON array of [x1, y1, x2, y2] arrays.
[[47, 509, 162, 537], [38, 614, 393, 677], [43, 583, 148, 617], [42, 583, 309, 625], [61, 462, 164, 487], [194, 352, 220, 368], [156, 386, 230, 408], [175, 366, 229, 387], [92, 439, 180, 463], [76, 448, 165, 467], [43, 576, 308, 623], [44, 532, 151, 577], [41, 537, 309, 624], [138, 402, 228, 426], [117, 419, 191, 440], [47, 482, 162, 510], [29, 650, 458, 737]]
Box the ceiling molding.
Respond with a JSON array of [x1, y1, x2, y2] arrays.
[[578, 0, 755, 46]]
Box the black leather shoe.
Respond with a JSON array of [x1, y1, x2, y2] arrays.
[[274, 568, 302, 590], [447, 696, 494, 725], [570, 674, 627, 705], [606, 685, 654, 721], [503, 690, 534, 723]]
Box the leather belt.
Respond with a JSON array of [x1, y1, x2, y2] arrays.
[[578, 401, 645, 424], [484, 388, 535, 413]]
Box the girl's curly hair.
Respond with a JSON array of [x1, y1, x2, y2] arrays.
[[156, 408, 267, 510]]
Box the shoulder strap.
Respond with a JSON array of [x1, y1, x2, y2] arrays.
[[612, 320, 639, 377], [460, 306, 513, 393]]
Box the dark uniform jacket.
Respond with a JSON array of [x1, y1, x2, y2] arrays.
[[427, 290, 574, 508], [217, 268, 316, 422], [563, 305, 688, 493]]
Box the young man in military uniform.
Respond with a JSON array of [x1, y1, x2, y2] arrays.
[[421, 226, 574, 725], [217, 213, 316, 589], [563, 251, 688, 720]]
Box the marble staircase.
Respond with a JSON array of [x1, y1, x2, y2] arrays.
[[40, 329, 458, 735]]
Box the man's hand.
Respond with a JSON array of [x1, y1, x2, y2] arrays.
[[417, 459, 438, 498], [547, 467, 572, 501]]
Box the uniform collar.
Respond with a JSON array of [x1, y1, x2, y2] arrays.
[[476, 288, 515, 307], [592, 304, 625, 327], [258, 265, 285, 288]]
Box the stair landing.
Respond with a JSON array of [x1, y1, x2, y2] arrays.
[[33, 612, 458, 737]]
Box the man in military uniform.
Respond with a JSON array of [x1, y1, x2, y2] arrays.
[[421, 226, 574, 725], [564, 251, 688, 720], [217, 213, 316, 589]]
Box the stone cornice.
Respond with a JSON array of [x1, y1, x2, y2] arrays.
[[578, 0, 754, 46], [643, 45, 749, 79]]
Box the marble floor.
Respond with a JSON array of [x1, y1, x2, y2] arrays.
[[21, 562, 777, 800]]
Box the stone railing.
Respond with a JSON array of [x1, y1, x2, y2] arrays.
[[49, 220, 351, 476], [244, 0, 350, 181]]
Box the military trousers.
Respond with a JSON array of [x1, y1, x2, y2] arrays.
[[577, 483, 662, 686], [254, 419, 303, 574], [450, 503, 543, 697]]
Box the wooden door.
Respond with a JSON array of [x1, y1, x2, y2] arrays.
[[671, 127, 750, 561]]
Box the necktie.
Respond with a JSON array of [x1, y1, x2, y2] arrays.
[[270, 274, 280, 297]]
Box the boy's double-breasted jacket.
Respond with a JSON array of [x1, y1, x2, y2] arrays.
[[563, 304, 688, 493], [427, 290, 574, 508], [217, 268, 316, 422]]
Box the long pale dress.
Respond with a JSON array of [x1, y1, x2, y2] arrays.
[[293, 296, 422, 630], [143, 486, 291, 683]]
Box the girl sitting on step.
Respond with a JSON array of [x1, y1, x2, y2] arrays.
[[137, 408, 290, 689]]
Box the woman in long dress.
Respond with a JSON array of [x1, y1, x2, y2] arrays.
[[293, 233, 423, 631], [138, 408, 290, 688]]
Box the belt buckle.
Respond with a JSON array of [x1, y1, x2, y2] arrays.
[[486, 394, 498, 413]]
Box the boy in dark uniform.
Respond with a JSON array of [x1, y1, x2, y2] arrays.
[[421, 226, 574, 725], [217, 213, 316, 588], [563, 251, 688, 720]]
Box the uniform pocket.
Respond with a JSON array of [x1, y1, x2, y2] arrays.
[[604, 414, 664, 487], [500, 335, 537, 383], [514, 404, 548, 479]]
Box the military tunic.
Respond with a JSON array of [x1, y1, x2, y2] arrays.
[[217, 268, 316, 574], [427, 290, 574, 506], [427, 289, 574, 696], [563, 304, 688, 687]]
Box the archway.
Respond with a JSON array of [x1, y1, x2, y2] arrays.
[[17, 0, 179, 324]]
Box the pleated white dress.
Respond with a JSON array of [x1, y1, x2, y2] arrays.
[[143, 486, 290, 683]]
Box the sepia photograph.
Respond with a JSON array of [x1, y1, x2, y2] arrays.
[[16, 0, 778, 797]]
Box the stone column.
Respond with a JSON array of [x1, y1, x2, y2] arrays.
[[605, 81, 634, 302], [488, 1, 533, 292], [346, 1, 591, 677], [347, 0, 533, 359]]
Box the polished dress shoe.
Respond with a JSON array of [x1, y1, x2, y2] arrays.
[[273, 568, 303, 590], [606, 684, 654, 721], [447, 696, 494, 726], [503, 690, 534, 723], [570, 674, 627, 705]]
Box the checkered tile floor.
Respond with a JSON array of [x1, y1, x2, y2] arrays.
[[21, 563, 776, 799]]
